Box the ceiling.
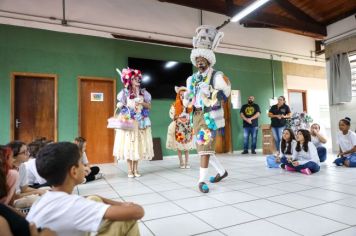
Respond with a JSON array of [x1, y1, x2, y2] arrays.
[[158, 0, 356, 39]]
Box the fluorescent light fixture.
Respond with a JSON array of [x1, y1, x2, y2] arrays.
[[142, 75, 150, 83], [165, 61, 178, 69], [231, 0, 270, 23]]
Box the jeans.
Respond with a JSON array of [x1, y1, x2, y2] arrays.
[[266, 154, 281, 168], [243, 126, 258, 151], [317, 146, 327, 162], [334, 153, 356, 167], [271, 126, 285, 151], [281, 157, 320, 173]]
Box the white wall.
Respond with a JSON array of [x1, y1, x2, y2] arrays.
[[286, 75, 331, 149], [0, 0, 325, 66]]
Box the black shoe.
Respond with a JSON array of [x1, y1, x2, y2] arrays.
[[241, 150, 248, 154], [280, 164, 286, 169], [209, 171, 228, 183], [199, 182, 209, 193], [251, 150, 257, 154]]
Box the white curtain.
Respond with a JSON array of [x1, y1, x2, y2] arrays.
[[327, 53, 352, 105]]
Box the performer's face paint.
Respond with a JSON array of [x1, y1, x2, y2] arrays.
[[195, 57, 209, 73], [132, 76, 141, 88]]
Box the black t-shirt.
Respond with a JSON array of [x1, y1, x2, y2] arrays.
[[0, 204, 30, 236], [240, 103, 261, 127], [269, 104, 291, 127]]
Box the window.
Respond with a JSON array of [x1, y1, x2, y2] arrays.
[[349, 53, 356, 97]]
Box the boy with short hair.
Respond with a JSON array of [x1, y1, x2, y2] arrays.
[[27, 142, 144, 236]]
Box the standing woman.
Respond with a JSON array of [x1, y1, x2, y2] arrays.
[[113, 68, 154, 177], [166, 86, 194, 168], [285, 129, 320, 175], [268, 96, 292, 151], [334, 117, 356, 167]]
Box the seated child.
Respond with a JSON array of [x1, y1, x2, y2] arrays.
[[266, 128, 296, 168], [310, 123, 327, 162], [334, 117, 356, 167], [74, 137, 103, 183], [0, 203, 56, 236], [7, 141, 46, 208], [27, 142, 144, 236], [282, 129, 320, 175], [26, 139, 50, 188], [0, 146, 19, 205]]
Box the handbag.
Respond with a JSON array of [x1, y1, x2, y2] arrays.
[[107, 107, 135, 130]]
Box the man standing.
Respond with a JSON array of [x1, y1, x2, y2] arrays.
[[183, 25, 231, 193], [240, 96, 260, 154]]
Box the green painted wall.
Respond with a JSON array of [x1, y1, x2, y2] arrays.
[[0, 24, 283, 155]]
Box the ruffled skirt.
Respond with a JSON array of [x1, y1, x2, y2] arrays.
[[113, 122, 154, 161]]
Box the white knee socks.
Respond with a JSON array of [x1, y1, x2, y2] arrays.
[[199, 167, 209, 183], [210, 155, 225, 176]]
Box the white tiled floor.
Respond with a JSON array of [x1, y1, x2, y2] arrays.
[[76, 153, 356, 236]]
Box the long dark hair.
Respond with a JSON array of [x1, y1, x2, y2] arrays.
[[0, 145, 13, 198], [296, 129, 311, 152], [281, 128, 295, 155]]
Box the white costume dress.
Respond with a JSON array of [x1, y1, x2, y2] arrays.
[[113, 88, 154, 161]]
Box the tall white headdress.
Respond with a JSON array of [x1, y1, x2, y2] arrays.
[[190, 25, 224, 67]]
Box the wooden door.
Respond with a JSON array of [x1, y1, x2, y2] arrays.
[[11, 73, 57, 143], [215, 96, 233, 153], [79, 77, 116, 164]]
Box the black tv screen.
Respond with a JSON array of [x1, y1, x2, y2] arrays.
[[128, 57, 193, 99]]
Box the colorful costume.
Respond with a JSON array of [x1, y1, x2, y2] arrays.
[[166, 86, 194, 152], [184, 25, 231, 193], [113, 68, 154, 161]]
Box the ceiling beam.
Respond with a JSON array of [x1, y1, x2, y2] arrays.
[[158, 0, 326, 37], [241, 11, 326, 36], [273, 0, 320, 25]]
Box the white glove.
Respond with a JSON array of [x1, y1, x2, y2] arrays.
[[199, 82, 210, 96]]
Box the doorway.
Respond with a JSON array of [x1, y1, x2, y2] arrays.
[[288, 89, 307, 113], [11, 73, 57, 143], [78, 77, 116, 163]]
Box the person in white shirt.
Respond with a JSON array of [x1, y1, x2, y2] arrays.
[[27, 142, 144, 236], [284, 129, 320, 175], [74, 137, 103, 183], [266, 128, 296, 168], [310, 123, 327, 162], [334, 117, 356, 167], [26, 139, 49, 188], [7, 141, 46, 200]]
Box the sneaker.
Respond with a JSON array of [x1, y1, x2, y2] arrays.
[[251, 150, 257, 154], [95, 173, 104, 180], [179, 164, 185, 169], [209, 171, 228, 183], [285, 166, 296, 172], [185, 164, 191, 169], [241, 150, 248, 154], [280, 164, 286, 169], [199, 182, 209, 193], [134, 171, 141, 177], [300, 168, 312, 175]]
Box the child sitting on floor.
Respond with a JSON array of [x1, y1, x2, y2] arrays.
[[334, 117, 356, 167], [281, 129, 320, 175], [26, 142, 144, 236], [266, 128, 296, 168], [74, 137, 103, 183]]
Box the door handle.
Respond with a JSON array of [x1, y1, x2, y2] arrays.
[[15, 119, 21, 128]]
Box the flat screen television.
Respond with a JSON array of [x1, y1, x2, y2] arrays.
[[128, 57, 193, 99]]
